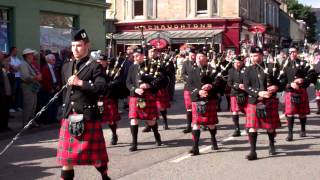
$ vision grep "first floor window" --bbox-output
[197,0,208,15]
[134,0,143,16]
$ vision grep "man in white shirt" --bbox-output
[9,47,23,112]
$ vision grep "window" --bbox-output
[197,0,207,15]
[134,0,143,16]
[124,0,129,19]
[0,8,10,53]
[212,0,218,15]
[40,12,77,53]
[147,0,153,18]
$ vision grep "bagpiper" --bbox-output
[279,46,316,141]
[227,55,247,137]
[181,49,196,133]
[57,29,110,180]
[187,51,221,155]
[243,47,281,160]
[313,50,320,114]
[142,48,172,132]
[97,56,122,146]
[126,47,162,151]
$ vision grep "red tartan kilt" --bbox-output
[184,90,192,110]
[284,89,310,115]
[129,92,159,120]
[245,98,281,129]
[156,88,171,109]
[57,119,108,166]
[192,100,219,125]
[316,90,320,98]
[101,97,120,124]
[230,96,247,113]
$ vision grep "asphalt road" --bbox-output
[0,84,319,180]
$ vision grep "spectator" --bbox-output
[9,47,23,112]
[20,48,42,127]
[0,52,12,132]
[38,54,61,124]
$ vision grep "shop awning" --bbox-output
[107,29,223,44]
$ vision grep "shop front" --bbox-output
[110,18,241,54]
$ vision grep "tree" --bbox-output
[286,0,317,43]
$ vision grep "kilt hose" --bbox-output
[191,100,219,126]
[57,119,109,166]
[129,92,159,120]
[101,97,121,124]
[156,88,171,110]
[184,90,192,110]
[284,88,310,115]
[245,98,281,130]
[230,96,247,113]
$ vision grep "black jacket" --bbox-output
[181,59,195,91]
[243,62,280,104]
[279,58,316,91]
[187,64,221,102]
[227,66,247,96]
[61,56,106,120]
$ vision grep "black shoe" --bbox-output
[183,127,192,133]
[129,145,137,152]
[269,146,276,156]
[103,175,111,180]
[286,134,293,141]
[142,126,151,133]
[110,135,118,145]
[163,124,169,130]
[300,131,306,137]
[246,152,257,160]
[232,129,241,137]
[155,134,162,146]
[189,147,200,156]
[316,110,320,114]
[211,142,219,150]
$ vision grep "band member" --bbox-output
[188,52,220,155]
[154,49,172,130]
[97,57,122,146]
[126,48,162,152]
[280,47,316,141]
[313,50,320,114]
[227,55,247,137]
[181,49,196,133]
[243,47,281,160]
[142,48,171,131]
[57,29,110,180]
[215,52,232,111]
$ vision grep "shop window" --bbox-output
[197,0,208,15]
[134,0,143,16]
[40,12,77,54]
[0,8,10,53]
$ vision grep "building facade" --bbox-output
[0,0,108,54]
[106,0,281,54]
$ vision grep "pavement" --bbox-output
[0,83,319,180]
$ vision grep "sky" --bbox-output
[299,0,320,8]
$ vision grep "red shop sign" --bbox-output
[249,24,266,33]
[149,38,168,49]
